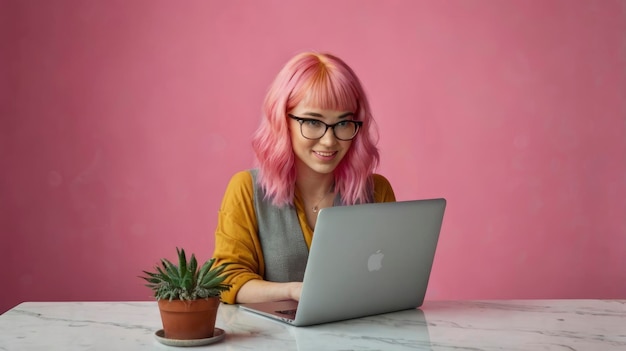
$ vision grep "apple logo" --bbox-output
[367,250,384,271]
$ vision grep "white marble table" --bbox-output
[0,300,624,350]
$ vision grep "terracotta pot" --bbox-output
[158,297,220,340]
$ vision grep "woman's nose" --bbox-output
[318,127,339,146]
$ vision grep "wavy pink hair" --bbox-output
[251,52,380,207]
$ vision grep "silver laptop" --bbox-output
[239,198,446,326]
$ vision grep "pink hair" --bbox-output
[251,52,380,207]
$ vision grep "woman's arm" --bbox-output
[236,280,302,303]
[372,174,396,202]
[212,171,265,304]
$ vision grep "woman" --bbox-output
[212,52,396,304]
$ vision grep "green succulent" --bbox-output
[140,248,231,301]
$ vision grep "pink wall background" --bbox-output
[1,0,625,314]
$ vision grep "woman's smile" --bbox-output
[313,150,338,160]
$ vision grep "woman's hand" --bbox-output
[289,282,303,301]
[236,280,303,303]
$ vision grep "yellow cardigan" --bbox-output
[212,170,396,304]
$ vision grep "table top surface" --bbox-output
[1,299,624,350]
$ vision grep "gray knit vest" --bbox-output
[249,169,345,282]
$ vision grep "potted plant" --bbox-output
[140,247,231,340]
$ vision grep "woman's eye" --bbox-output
[304,120,322,127]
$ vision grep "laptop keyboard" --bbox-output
[276,309,297,316]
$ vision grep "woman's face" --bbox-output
[288,101,356,176]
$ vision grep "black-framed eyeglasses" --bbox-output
[288,114,363,141]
